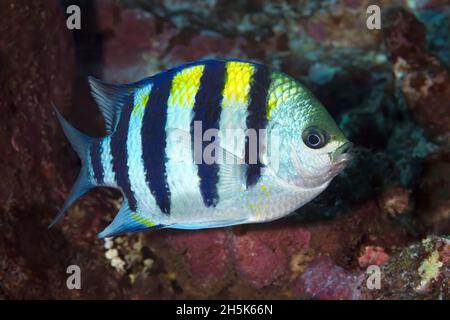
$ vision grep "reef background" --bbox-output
[0,0,448,299]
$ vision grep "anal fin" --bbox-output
[98,200,161,238]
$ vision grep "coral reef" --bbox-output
[382,6,450,145]
[0,0,449,299]
[294,256,364,300]
[414,152,450,235]
[361,236,449,299]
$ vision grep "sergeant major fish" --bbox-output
[51,58,353,238]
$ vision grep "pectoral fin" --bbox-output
[166,128,247,199]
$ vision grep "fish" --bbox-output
[51,58,353,238]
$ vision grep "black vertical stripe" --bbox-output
[142,73,173,214]
[245,65,271,187]
[191,60,226,207]
[90,139,104,185]
[110,96,138,211]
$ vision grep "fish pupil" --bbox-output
[308,134,320,146]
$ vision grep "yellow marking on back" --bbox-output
[267,73,302,119]
[222,61,255,108]
[168,65,205,109]
[132,85,152,119]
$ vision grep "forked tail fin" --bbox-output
[49,105,95,228]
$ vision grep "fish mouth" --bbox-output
[333,152,354,166]
[331,142,354,173]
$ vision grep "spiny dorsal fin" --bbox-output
[88,77,146,134]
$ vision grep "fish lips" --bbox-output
[330,142,354,174]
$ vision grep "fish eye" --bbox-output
[302,127,328,149]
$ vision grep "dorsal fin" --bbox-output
[88,77,145,134]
